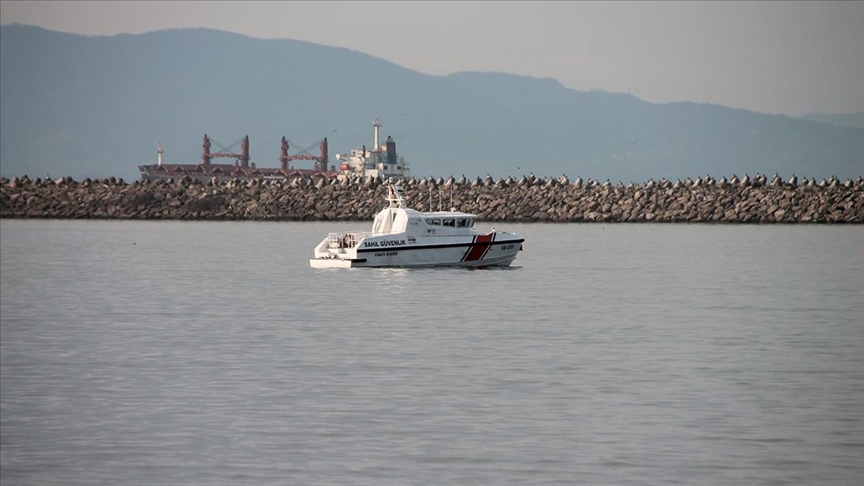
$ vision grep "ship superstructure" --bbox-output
[335,119,411,180]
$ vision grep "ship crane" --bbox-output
[279,136,329,172]
[202,134,251,167]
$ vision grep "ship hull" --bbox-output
[310,233,523,268]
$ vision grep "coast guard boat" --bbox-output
[310,184,524,268]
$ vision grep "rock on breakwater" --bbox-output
[1,174,863,223]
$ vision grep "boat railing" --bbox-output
[327,231,373,249]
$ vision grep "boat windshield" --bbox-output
[425,217,473,228]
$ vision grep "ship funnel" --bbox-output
[385,136,396,166]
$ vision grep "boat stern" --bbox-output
[310,231,370,268]
[309,258,357,269]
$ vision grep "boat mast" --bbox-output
[387,181,405,208]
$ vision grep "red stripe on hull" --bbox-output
[463,233,495,262]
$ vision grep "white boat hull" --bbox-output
[310,232,523,269]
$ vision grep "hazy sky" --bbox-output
[2,1,862,116]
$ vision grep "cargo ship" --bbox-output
[138,118,411,182]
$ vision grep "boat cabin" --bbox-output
[371,207,477,236]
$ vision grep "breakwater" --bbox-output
[1,174,862,223]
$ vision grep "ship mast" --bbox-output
[373,118,382,151]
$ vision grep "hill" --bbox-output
[799,112,864,129]
[1,24,862,183]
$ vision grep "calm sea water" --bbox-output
[1,220,862,486]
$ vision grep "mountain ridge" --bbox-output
[800,111,864,129]
[1,24,862,183]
